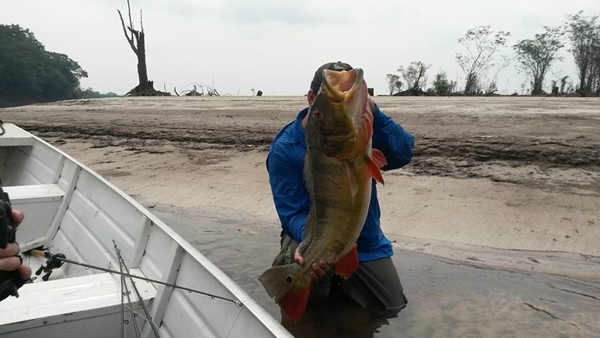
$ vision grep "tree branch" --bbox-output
[127,0,134,33]
[117,9,138,54]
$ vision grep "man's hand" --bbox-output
[0,210,31,280]
[294,247,334,284]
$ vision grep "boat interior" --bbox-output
[0,123,289,337]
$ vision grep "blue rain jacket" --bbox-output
[266,104,414,262]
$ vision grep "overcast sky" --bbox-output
[2,0,599,96]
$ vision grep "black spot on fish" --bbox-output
[286,276,293,284]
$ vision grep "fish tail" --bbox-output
[279,282,311,322]
[258,264,311,321]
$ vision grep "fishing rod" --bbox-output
[117,250,143,337]
[112,240,158,338]
[30,249,243,307]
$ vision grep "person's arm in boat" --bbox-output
[0,209,32,302]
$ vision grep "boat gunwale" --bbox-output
[3,123,291,337]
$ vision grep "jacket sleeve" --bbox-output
[266,143,310,242]
[371,104,415,171]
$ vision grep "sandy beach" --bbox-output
[1,96,599,279]
[2,96,600,336]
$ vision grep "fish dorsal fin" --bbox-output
[345,159,359,204]
[367,148,387,185]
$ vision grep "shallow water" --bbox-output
[153,205,600,338]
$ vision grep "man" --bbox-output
[0,209,32,301]
[266,61,415,318]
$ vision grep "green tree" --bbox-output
[513,26,565,95]
[565,11,600,94]
[560,75,570,94]
[74,88,119,99]
[385,73,402,95]
[456,25,511,94]
[0,24,88,107]
[394,80,404,94]
[398,61,430,92]
[432,71,451,95]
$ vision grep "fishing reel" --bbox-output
[33,250,66,281]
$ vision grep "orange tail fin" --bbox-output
[279,285,311,322]
[334,245,359,279]
[367,148,387,185]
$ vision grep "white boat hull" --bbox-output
[0,123,291,338]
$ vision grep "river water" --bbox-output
[153,205,600,338]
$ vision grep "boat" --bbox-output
[0,122,292,338]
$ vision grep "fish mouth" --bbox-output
[321,68,365,103]
[316,68,368,157]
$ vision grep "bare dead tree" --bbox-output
[456,25,511,95]
[172,84,222,97]
[482,55,512,95]
[117,0,167,96]
[185,85,202,96]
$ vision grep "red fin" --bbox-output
[367,148,387,185]
[371,148,387,167]
[279,285,311,322]
[335,245,359,279]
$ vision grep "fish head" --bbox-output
[306,68,370,158]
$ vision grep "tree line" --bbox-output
[3,9,598,107]
[0,24,93,107]
[386,10,600,97]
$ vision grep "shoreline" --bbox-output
[1,96,599,281]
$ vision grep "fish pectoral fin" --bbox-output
[345,161,359,203]
[371,148,388,168]
[367,148,387,185]
[334,244,359,279]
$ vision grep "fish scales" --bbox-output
[259,68,387,321]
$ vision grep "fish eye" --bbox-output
[286,276,293,284]
[313,110,322,120]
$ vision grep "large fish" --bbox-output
[259,68,387,321]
